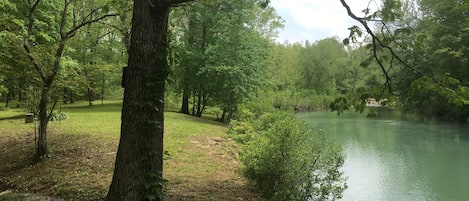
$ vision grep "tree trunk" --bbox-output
[180,88,189,114]
[196,90,202,117]
[70,89,74,103]
[63,87,68,104]
[102,71,105,106]
[88,87,94,106]
[191,88,196,116]
[220,108,227,123]
[36,86,50,159]
[106,2,170,201]
[5,91,10,108]
[19,90,25,102]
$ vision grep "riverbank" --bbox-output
[0,101,260,201]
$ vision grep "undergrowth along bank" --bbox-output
[228,101,347,200]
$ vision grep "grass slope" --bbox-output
[0,101,260,201]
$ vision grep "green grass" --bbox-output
[0,101,260,201]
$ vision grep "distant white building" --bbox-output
[366,98,387,107]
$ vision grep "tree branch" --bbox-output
[340,0,464,100]
[65,13,118,39]
[147,0,195,7]
[23,0,46,82]
[60,0,72,39]
[340,0,394,93]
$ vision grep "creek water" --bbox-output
[298,110,469,201]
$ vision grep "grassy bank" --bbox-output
[0,101,260,201]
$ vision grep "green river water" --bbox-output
[298,110,469,201]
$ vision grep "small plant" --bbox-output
[144,171,168,201]
[49,111,68,121]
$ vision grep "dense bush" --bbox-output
[229,104,346,200]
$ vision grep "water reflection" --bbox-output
[299,111,469,201]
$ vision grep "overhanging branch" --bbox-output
[340,0,393,93]
[340,0,464,99]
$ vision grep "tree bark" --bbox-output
[106,1,170,201]
[36,86,50,158]
[87,87,94,106]
[196,90,202,117]
[180,88,190,114]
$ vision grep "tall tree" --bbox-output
[396,0,469,120]
[105,0,193,200]
[20,0,116,159]
[106,0,272,199]
[173,0,280,118]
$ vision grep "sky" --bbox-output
[271,0,378,44]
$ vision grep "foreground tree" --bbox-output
[105,1,193,200]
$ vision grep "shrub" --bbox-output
[49,111,68,121]
[231,111,346,200]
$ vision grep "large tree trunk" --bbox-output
[106,1,170,201]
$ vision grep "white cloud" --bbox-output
[271,0,379,43]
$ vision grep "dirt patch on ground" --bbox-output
[165,136,260,201]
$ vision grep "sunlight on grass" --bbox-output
[0,100,258,201]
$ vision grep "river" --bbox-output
[298,110,469,201]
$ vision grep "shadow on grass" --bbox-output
[60,102,122,113]
[168,112,227,127]
[0,114,24,121]
[0,138,36,177]
[0,132,115,201]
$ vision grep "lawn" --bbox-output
[0,101,260,201]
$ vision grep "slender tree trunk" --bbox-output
[63,87,68,104]
[220,109,227,123]
[10,89,15,102]
[180,88,189,114]
[36,86,50,158]
[106,1,170,200]
[196,90,202,117]
[70,89,74,103]
[88,87,94,106]
[191,88,196,116]
[19,90,25,102]
[5,91,10,108]
[102,71,105,106]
